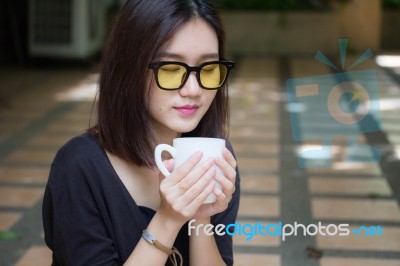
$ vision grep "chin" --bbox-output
[170,121,199,134]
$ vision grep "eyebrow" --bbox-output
[158,52,219,60]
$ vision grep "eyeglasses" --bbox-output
[148,60,235,90]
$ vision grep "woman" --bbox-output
[42,0,240,265]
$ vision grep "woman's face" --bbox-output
[148,18,219,141]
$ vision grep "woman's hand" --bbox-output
[158,151,217,225]
[157,148,237,225]
[194,147,237,219]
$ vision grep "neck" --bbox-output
[152,126,181,145]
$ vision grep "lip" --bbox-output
[174,105,199,116]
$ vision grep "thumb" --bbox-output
[158,159,175,182]
[164,159,175,172]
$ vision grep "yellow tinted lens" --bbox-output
[157,64,187,89]
[200,64,227,89]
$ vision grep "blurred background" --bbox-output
[0,0,400,265]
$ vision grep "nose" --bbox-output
[179,72,202,97]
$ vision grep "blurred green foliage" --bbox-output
[383,0,400,9]
[0,231,20,240]
[217,0,400,11]
[216,0,348,11]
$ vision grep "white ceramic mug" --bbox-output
[154,137,225,204]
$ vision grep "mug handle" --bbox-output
[154,144,177,177]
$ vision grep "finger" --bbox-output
[177,157,215,191]
[215,157,236,183]
[165,151,203,185]
[222,147,237,169]
[213,187,231,212]
[213,174,235,196]
[180,165,216,201]
[197,186,227,218]
[184,182,215,215]
[213,186,229,209]
[159,159,175,184]
[194,185,228,218]
[163,159,174,172]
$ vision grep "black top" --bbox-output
[42,133,240,266]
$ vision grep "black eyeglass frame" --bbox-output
[148,60,235,90]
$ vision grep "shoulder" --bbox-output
[47,132,110,194]
[52,132,104,169]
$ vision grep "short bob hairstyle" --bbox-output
[92,0,230,167]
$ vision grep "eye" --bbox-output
[160,65,182,72]
[202,64,218,72]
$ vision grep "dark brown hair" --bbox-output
[92,0,230,167]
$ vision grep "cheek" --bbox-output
[149,89,171,116]
[205,91,218,105]
[149,97,161,115]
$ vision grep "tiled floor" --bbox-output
[230,56,400,265]
[0,66,95,266]
[1,55,400,265]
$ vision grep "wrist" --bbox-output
[192,217,210,225]
[142,223,184,266]
[154,209,186,232]
[142,211,183,254]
